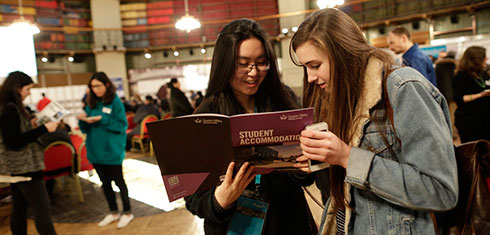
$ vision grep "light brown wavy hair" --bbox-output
[290,8,395,212]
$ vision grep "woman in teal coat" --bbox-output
[77,72,133,228]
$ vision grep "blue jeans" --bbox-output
[10,175,56,235]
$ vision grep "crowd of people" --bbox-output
[0,6,488,235]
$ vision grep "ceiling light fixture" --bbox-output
[317,0,344,9]
[175,0,201,33]
[9,0,40,35]
[200,48,206,54]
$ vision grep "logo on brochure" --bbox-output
[280,113,309,121]
[168,175,180,187]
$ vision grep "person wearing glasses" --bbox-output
[76,72,134,229]
[185,19,315,234]
[291,9,457,234]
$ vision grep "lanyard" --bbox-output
[254,174,261,195]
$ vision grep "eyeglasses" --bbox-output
[236,62,270,74]
[90,84,105,89]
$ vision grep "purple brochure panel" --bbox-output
[229,108,314,170]
[229,108,314,147]
[162,173,209,202]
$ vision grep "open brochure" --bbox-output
[35,99,69,125]
[147,108,313,201]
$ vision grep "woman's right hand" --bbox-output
[481,89,490,97]
[214,162,255,209]
[76,113,87,121]
[44,122,59,133]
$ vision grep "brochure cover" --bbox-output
[147,108,314,202]
[35,99,69,125]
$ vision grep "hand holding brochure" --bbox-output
[35,100,69,125]
[147,108,314,201]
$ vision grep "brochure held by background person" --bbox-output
[147,108,313,202]
[35,99,69,125]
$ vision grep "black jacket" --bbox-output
[169,88,194,117]
[129,103,161,135]
[435,58,456,102]
[185,96,315,235]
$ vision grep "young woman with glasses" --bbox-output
[184,19,316,235]
[76,72,134,229]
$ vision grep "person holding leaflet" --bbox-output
[184,19,315,235]
[291,8,458,234]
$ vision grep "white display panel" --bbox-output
[0,26,38,83]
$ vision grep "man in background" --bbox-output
[126,95,160,151]
[387,26,437,86]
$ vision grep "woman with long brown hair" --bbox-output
[185,19,315,235]
[453,46,490,143]
[291,8,458,234]
[77,72,133,228]
[0,71,58,235]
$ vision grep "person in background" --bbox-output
[167,78,194,117]
[436,51,456,103]
[291,8,457,234]
[185,19,315,235]
[126,95,160,151]
[129,95,142,112]
[452,46,490,143]
[387,26,437,86]
[76,72,133,229]
[156,83,169,101]
[120,96,134,113]
[0,71,59,235]
[37,93,51,111]
[194,91,204,108]
[435,51,458,140]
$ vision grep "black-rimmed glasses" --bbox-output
[236,62,270,74]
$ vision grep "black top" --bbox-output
[185,96,315,235]
[453,71,490,116]
[0,103,47,151]
[452,71,490,142]
[169,88,194,117]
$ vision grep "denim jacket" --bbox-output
[319,58,458,235]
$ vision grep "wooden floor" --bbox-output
[0,151,324,235]
[0,203,204,235]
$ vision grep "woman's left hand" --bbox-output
[300,130,352,168]
[293,155,311,173]
[30,117,38,128]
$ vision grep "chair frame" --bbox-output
[43,141,84,203]
[131,114,158,155]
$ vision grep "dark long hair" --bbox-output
[200,18,296,115]
[86,72,116,109]
[290,8,395,211]
[0,71,34,118]
[457,46,486,77]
